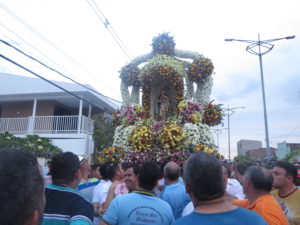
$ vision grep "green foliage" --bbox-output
[0,133,62,158]
[234,155,257,163]
[93,114,115,151]
[0,133,25,148]
[23,135,62,158]
[284,150,300,163]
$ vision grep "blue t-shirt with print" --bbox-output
[103,191,174,225]
[172,207,267,225]
[160,182,190,219]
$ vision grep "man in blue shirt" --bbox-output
[160,161,190,219]
[173,152,267,225]
[101,161,174,225]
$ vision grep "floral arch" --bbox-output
[98,33,224,165]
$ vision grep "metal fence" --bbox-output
[0,115,94,135]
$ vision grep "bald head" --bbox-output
[245,166,273,192]
[164,161,180,181]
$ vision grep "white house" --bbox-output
[0,73,119,157]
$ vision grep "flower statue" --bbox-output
[112,32,225,164]
[97,146,124,164]
[203,103,223,126]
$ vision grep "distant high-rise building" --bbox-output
[237,140,262,156]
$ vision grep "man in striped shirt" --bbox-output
[41,152,94,225]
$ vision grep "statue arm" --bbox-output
[120,81,130,104]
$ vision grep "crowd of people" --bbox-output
[1,147,300,225]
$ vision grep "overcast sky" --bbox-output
[1,0,300,158]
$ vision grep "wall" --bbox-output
[276,142,300,160]
[246,147,276,159]
[51,135,94,156]
[1,101,33,117]
[0,100,56,118]
[36,101,55,116]
[277,142,290,160]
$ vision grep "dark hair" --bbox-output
[100,162,119,180]
[0,148,44,225]
[122,163,139,175]
[235,163,248,175]
[164,163,180,181]
[245,166,273,192]
[159,160,169,179]
[138,162,160,191]
[50,152,80,185]
[275,161,297,182]
[265,161,277,170]
[91,164,101,171]
[184,152,225,201]
[222,162,230,177]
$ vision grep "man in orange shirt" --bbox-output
[234,166,288,225]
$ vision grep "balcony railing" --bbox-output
[0,115,94,135]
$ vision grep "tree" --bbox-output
[0,133,62,158]
[93,114,115,152]
[284,150,300,163]
[234,155,256,164]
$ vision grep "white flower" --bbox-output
[113,125,135,148]
[183,123,215,146]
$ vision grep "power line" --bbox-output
[272,122,300,138]
[91,0,132,58]
[87,0,132,59]
[1,39,122,104]
[87,0,132,60]
[0,22,84,83]
[0,3,118,94]
[0,53,98,107]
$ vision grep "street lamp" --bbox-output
[223,106,245,160]
[225,34,295,161]
[212,126,225,153]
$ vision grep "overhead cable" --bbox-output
[87,0,132,60]
[0,22,84,83]
[0,3,117,94]
[90,0,132,58]
[0,53,99,107]
[1,39,122,104]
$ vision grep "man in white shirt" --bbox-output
[223,163,245,199]
[92,162,122,225]
[227,178,245,199]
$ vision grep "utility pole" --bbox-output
[223,106,245,160]
[225,34,295,161]
[212,126,222,153]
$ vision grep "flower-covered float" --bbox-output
[99,33,224,165]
